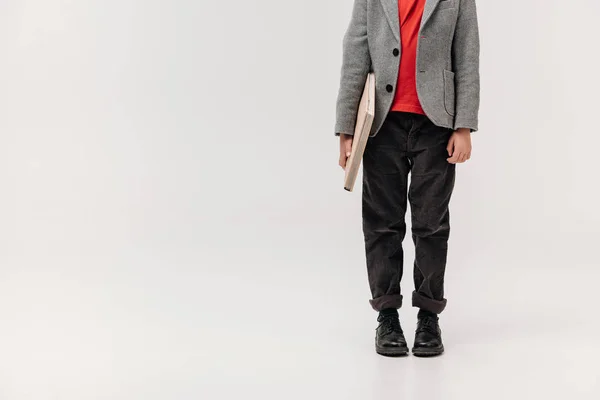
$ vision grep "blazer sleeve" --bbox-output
[451,0,480,132]
[334,0,372,136]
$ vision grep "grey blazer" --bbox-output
[334,0,480,137]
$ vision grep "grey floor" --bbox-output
[1,218,598,400]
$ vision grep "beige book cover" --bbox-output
[344,72,376,192]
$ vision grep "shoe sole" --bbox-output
[412,345,444,357]
[376,345,409,357]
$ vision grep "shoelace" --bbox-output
[379,315,402,335]
[416,316,439,335]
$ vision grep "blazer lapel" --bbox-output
[420,0,442,30]
[380,0,400,42]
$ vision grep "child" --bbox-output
[335,0,480,357]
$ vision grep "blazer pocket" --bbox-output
[437,0,456,11]
[443,69,455,116]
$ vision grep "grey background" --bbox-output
[0,0,599,399]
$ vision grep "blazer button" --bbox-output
[386,84,393,93]
[392,48,399,57]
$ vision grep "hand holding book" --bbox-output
[341,72,375,192]
[338,134,353,170]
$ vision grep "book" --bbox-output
[344,72,375,192]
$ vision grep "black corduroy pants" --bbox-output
[362,111,456,314]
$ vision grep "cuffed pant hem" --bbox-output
[369,294,403,312]
[412,291,447,314]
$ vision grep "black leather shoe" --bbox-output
[375,310,408,356]
[412,315,444,357]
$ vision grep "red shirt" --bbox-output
[390,0,426,115]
